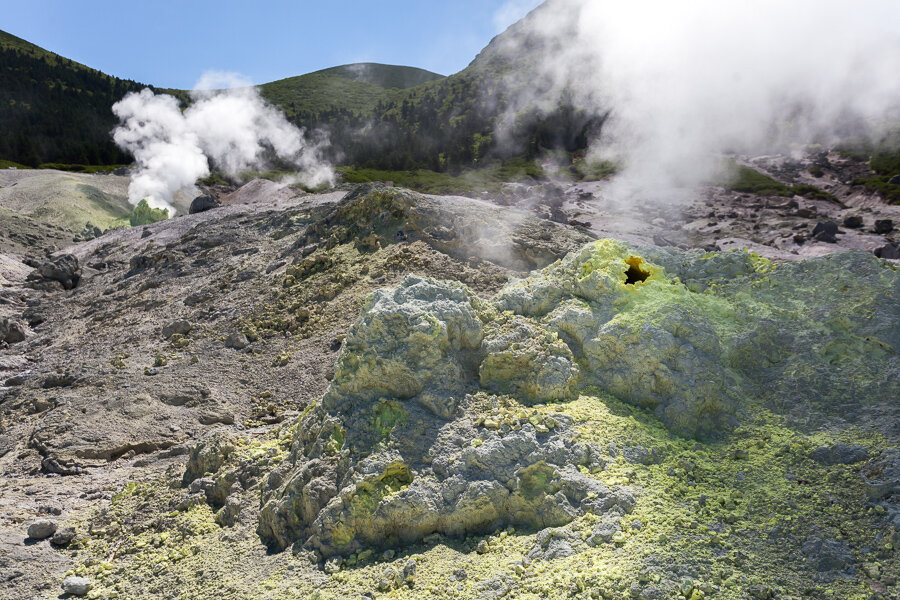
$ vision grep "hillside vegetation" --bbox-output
[260,63,443,117]
[0,29,149,166]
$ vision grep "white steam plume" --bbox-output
[112,71,334,214]
[493,0,900,203]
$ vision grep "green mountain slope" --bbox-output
[0,29,152,166]
[299,1,602,170]
[260,63,443,117]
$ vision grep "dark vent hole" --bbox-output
[624,256,650,285]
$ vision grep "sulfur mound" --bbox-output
[257,275,633,555]
[479,313,580,403]
[255,239,899,556]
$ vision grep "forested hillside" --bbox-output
[0,29,149,166]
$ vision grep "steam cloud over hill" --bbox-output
[112,72,333,214]
[495,0,900,202]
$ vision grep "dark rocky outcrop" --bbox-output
[25,254,81,290]
[189,195,221,214]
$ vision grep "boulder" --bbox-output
[873,219,894,234]
[27,519,57,540]
[50,526,76,547]
[861,449,900,499]
[225,332,249,350]
[26,254,81,290]
[61,576,92,596]
[812,221,838,243]
[162,319,192,339]
[874,243,900,260]
[0,317,26,344]
[189,195,221,214]
[809,443,868,465]
[841,214,863,229]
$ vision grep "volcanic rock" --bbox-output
[861,450,900,499]
[50,526,76,547]
[189,195,221,214]
[72,222,102,242]
[257,275,635,556]
[842,214,863,229]
[873,219,894,234]
[875,243,900,260]
[162,319,192,339]
[25,254,81,290]
[225,332,249,349]
[800,536,854,573]
[27,519,57,540]
[812,221,839,243]
[809,443,869,465]
[0,317,26,344]
[61,576,92,596]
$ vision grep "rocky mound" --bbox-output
[251,238,899,556]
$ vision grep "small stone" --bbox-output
[476,539,489,554]
[27,519,57,540]
[50,527,76,547]
[801,535,854,572]
[61,576,92,596]
[862,562,881,579]
[587,517,621,546]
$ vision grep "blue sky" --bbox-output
[2,0,542,88]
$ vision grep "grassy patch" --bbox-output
[0,159,30,169]
[727,164,840,203]
[568,154,619,181]
[727,165,793,196]
[337,158,548,194]
[855,149,900,203]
